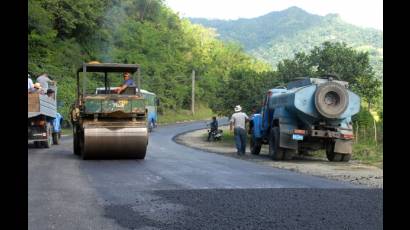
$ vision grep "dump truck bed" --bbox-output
[28,94,56,118]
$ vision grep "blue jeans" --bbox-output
[234,127,246,154]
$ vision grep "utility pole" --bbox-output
[191,69,195,115]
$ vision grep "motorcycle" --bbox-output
[207,124,223,141]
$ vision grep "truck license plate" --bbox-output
[292,134,304,141]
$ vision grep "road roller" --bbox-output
[70,62,148,159]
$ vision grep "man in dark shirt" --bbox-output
[115,72,135,94]
[207,116,218,141]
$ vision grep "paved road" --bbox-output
[28,120,382,230]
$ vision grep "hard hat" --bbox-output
[234,105,242,112]
[34,83,41,89]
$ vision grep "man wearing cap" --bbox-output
[230,105,249,155]
[114,72,136,94]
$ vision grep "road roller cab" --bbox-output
[70,62,149,159]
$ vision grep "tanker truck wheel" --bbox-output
[341,154,351,162]
[269,127,284,160]
[283,150,295,160]
[250,136,262,155]
[326,142,343,162]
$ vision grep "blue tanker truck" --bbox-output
[249,76,360,162]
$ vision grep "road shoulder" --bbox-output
[174,127,383,188]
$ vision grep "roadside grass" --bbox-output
[159,104,215,125]
[203,127,383,168]
[61,127,72,135]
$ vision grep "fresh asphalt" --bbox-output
[28,120,382,230]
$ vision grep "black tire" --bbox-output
[283,150,295,160]
[341,154,351,162]
[73,127,81,155]
[73,134,80,155]
[326,142,343,162]
[43,123,53,148]
[250,136,262,155]
[34,141,41,148]
[315,82,349,118]
[52,132,60,145]
[298,150,310,156]
[79,133,87,160]
[269,127,284,160]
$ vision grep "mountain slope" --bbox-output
[189,7,383,79]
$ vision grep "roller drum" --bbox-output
[83,126,148,159]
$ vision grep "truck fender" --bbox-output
[273,107,298,150]
[334,139,353,154]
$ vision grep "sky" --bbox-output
[164,0,383,30]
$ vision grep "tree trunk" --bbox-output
[374,118,377,145]
[355,122,359,143]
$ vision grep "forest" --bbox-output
[29,0,382,163]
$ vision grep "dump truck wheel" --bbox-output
[250,137,262,155]
[52,133,60,145]
[43,124,53,148]
[34,141,41,148]
[341,154,351,162]
[269,127,284,160]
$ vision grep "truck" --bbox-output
[28,81,63,147]
[70,62,148,159]
[249,76,360,162]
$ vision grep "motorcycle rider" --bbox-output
[207,116,218,141]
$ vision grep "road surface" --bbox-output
[28,121,382,230]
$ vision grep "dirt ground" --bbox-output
[175,126,383,188]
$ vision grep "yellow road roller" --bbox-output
[70,63,148,159]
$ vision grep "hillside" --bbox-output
[189,6,383,79]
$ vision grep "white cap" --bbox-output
[234,105,242,112]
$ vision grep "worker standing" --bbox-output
[36,73,53,92]
[230,105,249,155]
[28,74,34,93]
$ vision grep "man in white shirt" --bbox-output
[36,73,53,92]
[28,74,34,93]
[230,105,249,155]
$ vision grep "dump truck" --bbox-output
[249,76,360,162]
[28,81,62,147]
[70,63,148,159]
